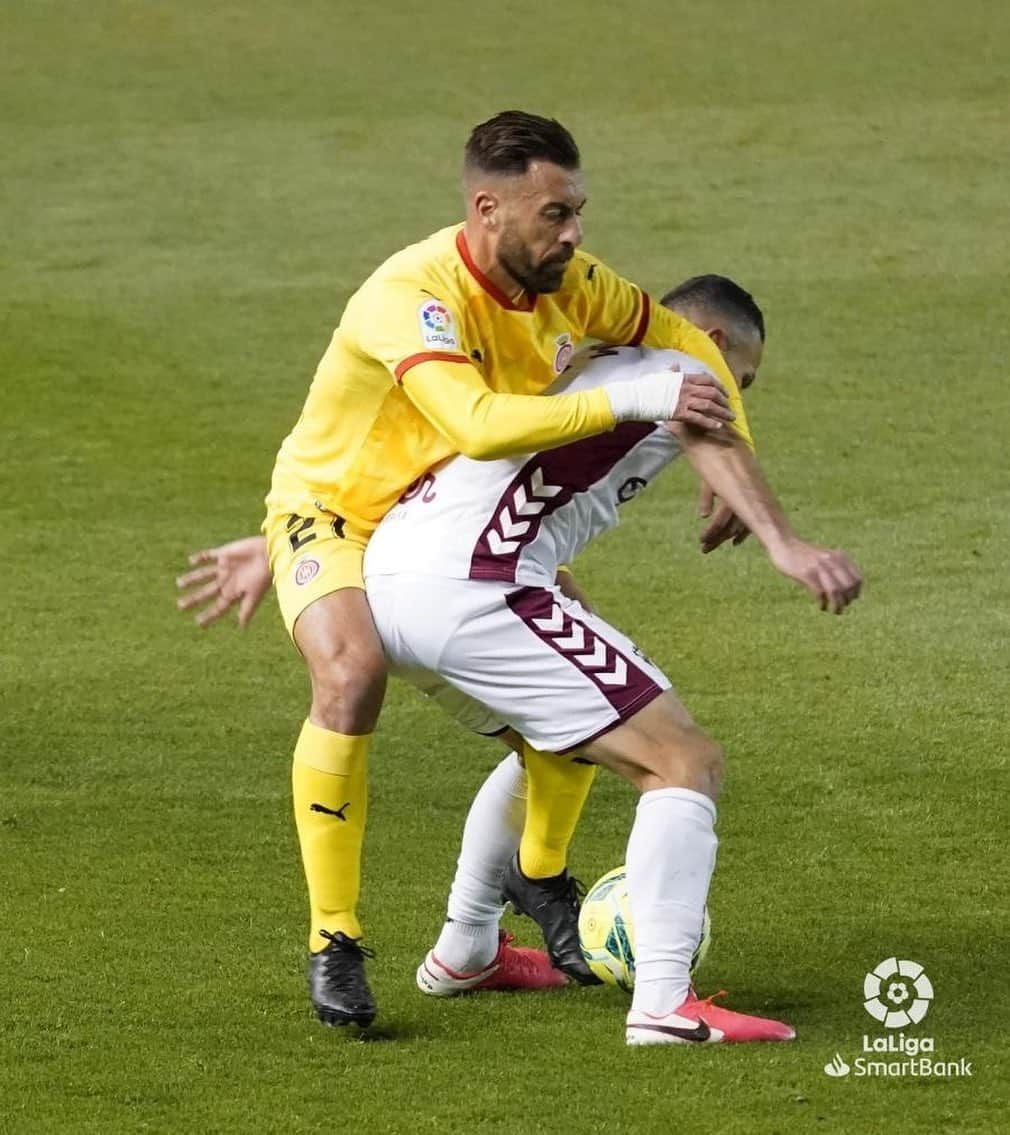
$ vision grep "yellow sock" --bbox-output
[291,720,370,952]
[518,741,597,879]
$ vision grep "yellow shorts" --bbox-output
[263,505,370,638]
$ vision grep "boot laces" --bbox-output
[318,929,375,984]
[544,872,585,913]
[694,989,729,1010]
[496,932,540,980]
[319,929,375,957]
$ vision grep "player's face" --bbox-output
[720,326,763,392]
[495,161,586,294]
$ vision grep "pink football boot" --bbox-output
[417,931,569,997]
[627,989,796,1045]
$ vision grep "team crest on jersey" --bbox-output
[552,332,574,374]
[418,300,459,351]
[294,556,321,587]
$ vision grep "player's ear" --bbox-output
[473,190,499,228]
[708,327,729,352]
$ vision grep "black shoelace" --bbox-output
[318,929,376,965]
[547,872,586,912]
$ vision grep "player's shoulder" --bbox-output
[368,224,463,290]
[575,344,680,383]
[552,343,712,405]
[563,247,612,292]
[338,224,465,331]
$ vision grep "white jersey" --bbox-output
[364,346,696,586]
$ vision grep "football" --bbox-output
[578,866,711,991]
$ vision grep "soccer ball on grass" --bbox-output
[578,865,711,991]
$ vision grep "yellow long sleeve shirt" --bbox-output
[267,224,749,535]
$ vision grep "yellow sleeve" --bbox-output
[571,256,753,449]
[572,255,651,346]
[345,278,473,380]
[399,359,615,460]
[643,303,754,449]
[348,278,616,460]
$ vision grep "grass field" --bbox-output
[3,1,1009,1131]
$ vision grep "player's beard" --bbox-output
[497,228,572,295]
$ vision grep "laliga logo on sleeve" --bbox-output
[864,958,933,1028]
[418,300,459,351]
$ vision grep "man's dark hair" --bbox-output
[464,111,580,177]
[660,274,765,342]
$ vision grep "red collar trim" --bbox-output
[455,230,536,313]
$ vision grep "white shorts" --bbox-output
[366,574,671,754]
[397,665,510,739]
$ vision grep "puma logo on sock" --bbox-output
[310,801,351,821]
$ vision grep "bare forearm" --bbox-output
[672,425,864,615]
[672,425,794,556]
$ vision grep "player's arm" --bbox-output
[401,357,737,459]
[668,423,863,613]
[697,481,750,553]
[577,260,754,448]
[361,282,732,460]
[400,358,613,459]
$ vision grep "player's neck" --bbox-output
[460,222,527,305]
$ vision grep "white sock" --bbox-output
[626,786,718,1017]
[433,751,527,973]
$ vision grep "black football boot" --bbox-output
[501,854,602,986]
[308,930,377,1026]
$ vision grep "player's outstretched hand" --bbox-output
[769,539,863,614]
[176,534,272,628]
[698,482,750,554]
[671,370,736,432]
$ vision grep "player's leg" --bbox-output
[435,745,526,973]
[406,723,597,983]
[501,744,600,983]
[375,663,566,996]
[268,510,385,1027]
[407,678,598,983]
[293,587,384,936]
[510,568,597,905]
[515,744,596,880]
[580,694,794,1045]
[417,745,565,997]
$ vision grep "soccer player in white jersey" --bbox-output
[361,275,862,1044]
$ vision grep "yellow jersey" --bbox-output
[267,223,749,535]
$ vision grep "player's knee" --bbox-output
[308,642,387,732]
[693,736,725,798]
[648,731,724,799]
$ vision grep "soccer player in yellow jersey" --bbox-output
[180,112,751,1028]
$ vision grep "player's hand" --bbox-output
[768,539,863,614]
[698,482,750,553]
[670,369,736,432]
[176,535,272,628]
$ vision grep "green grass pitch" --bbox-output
[2,1,1008,1131]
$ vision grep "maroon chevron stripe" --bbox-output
[505,586,664,744]
[468,423,656,583]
